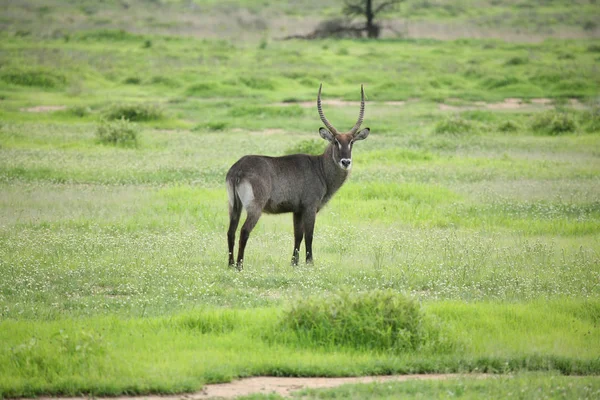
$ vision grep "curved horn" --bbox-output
[350,84,365,135]
[317,83,338,135]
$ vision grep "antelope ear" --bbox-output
[319,127,335,143]
[353,127,370,141]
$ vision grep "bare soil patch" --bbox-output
[439,98,583,111]
[20,105,68,113]
[277,100,407,108]
[30,375,487,400]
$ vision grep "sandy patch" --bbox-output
[249,128,285,136]
[277,100,407,108]
[438,98,583,111]
[20,105,68,113]
[531,98,553,105]
[29,375,487,400]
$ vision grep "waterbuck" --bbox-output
[226,84,370,269]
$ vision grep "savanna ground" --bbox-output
[1,0,600,398]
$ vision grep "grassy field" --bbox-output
[2,0,600,40]
[1,1,600,398]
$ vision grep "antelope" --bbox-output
[226,84,370,269]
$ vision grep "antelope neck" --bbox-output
[319,143,350,195]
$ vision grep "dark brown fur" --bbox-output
[226,85,370,269]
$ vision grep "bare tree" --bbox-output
[343,0,403,38]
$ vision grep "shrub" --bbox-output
[483,75,520,89]
[67,105,91,117]
[284,139,326,155]
[587,44,600,53]
[95,118,139,146]
[531,110,577,135]
[0,67,67,88]
[505,56,528,66]
[103,103,164,122]
[433,116,476,135]
[279,291,443,353]
[150,75,179,87]
[497,120,521,133]
[313,18,364,38]
[583,20,597,31]
[580,107,600,133]
[123,76,141,85]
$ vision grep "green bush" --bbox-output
[67,105,91,117]
[531,110,577,135]
[284,139,326,155]
[150,75,180,87]
[433,116,476,135]
[505,56,528,66]
[497,120,521,133]
[123,76,141,85]
[103,103,164,122]
[95,118,139,146]
[586,44,600,53]
[0,67,67,88]
[580,107,600,133]
[280,290,426,353]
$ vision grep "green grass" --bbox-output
[0,5,599,397]
[1,300,599,397]
[293,373,600,399]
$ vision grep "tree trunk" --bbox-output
[365,0,380,38]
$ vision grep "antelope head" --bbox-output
[317,83,370,171]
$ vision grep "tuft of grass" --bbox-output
[433,116,477,135]
[76,29,139,42]
[123,76,141,85]
[0,67,67,88]
[103,103,164,122]
[193,121,229,131]
[95,118,139,147]
[580,107,600,133]
[284,139,326,155]
[66,105,91,118]
[587,44,600,53]
[497,120,521,133]
[531,110,577,135]
[279,291,435,353]
[505,56,528,66]
[150,75,179,87]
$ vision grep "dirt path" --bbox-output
[32,374,487,399]
[20,105,68,112]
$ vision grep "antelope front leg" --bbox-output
[302,210,316,264]
[291,212,304,266]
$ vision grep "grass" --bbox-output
[293,373,600,399]
[0,3,599,397]
[1,300,599,396]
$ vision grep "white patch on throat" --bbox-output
[237,180,255,209]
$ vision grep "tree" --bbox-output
[343,0,403,38]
